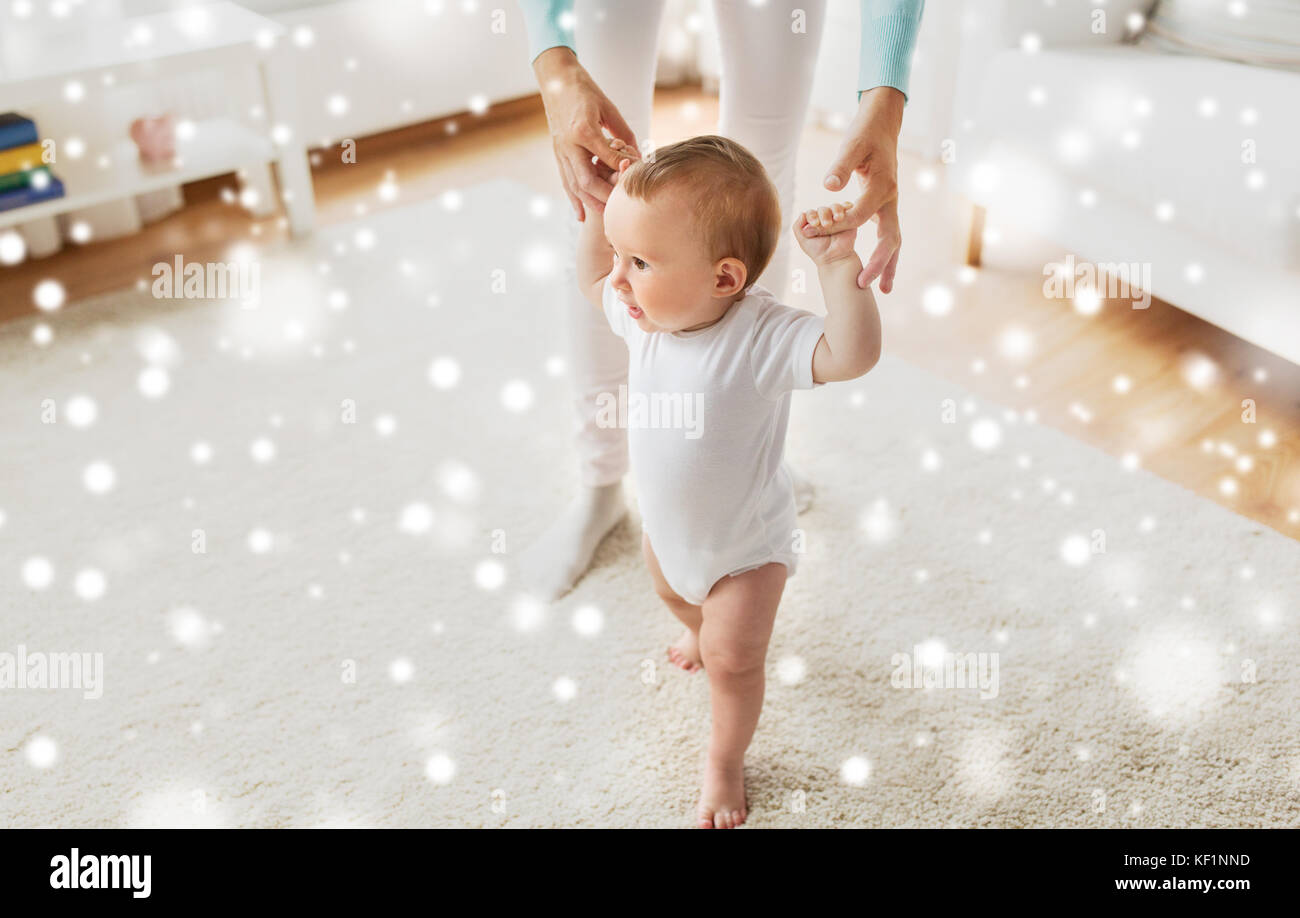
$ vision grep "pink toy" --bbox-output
[129,114,176,163]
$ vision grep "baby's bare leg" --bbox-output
[641,532,703,672]
[696,562,787,828]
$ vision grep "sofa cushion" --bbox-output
[967,44,1300,271]
[1142,0,1300,72]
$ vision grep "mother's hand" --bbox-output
[533,48,641,222]
[804,87,905,292]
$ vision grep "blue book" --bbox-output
[0,113,39,151]
[0,175,64,212]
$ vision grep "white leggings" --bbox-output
[562,0,827,486]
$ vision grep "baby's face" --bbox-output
[604,185,736,334]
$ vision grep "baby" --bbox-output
[575,134,882,828]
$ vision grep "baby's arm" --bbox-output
[576,146,635,308]
[792,212,882,383]
[576,196,614,309]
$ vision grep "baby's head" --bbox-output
[604,135,780,334]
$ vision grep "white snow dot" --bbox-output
[475,559,505,590]
[399,502,434,534]
[22,556,54,590]
[511,594,545,632]
[0,230,26,264]
[437,460,480,503]
[389,658,415,683]
[190,442,213,464]
[137,366,170,398]
[998,325,1033,360]
[83,461,116,494]
[552,676,577,701]
[65,395,97,427]
[500,380,534,412]
[425,753,456,784]
[250,437,276,463]
[34,279,65,311]
[247,528,274,553]
[26,736,59,769]
[1073,284,1102,316]
[860,499,898,543]
[841,756,871,786]
[1060,534,1091,566]
[168,605,213,650]
[922,284,954,316]
[74,568,106,601]
[776,655,806,685]
[969,417,1002,451]
[572,604,603,636]
[428,357,461,389]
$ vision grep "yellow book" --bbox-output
[0,142,43,173]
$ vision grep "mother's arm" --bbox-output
[517,0,641,221]
[804,0,924,294]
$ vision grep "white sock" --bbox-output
[518,481,628,601]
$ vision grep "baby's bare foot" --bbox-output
[697,755,748,829]
[667,628,702,672]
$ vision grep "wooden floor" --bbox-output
[3,85,1297,540]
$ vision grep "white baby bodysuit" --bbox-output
[601,275,826,605]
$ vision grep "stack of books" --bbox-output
[0,113,65,212]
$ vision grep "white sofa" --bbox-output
[952,0,1300,365]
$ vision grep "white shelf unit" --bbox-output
[0,2,315,237]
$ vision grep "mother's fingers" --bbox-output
[569,147,616,212]
[879,247,901,294]
[556,151,584,221]
[858,204,901,289]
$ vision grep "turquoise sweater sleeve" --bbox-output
[858,0,925,103]
[518,0,576,64]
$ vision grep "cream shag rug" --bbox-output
[2,180,1297,828]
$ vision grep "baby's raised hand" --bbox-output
[592,137,639,185]
[794,204,859,266]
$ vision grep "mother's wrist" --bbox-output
[534,46,582,86]
[856,86,905,135]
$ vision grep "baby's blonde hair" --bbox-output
[619,135,780,294]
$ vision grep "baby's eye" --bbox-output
[633,257,648,270]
